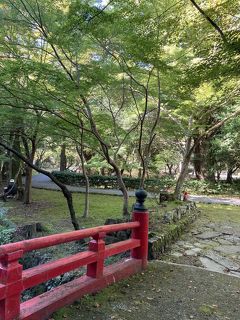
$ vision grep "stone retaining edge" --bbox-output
[148,202,200,260]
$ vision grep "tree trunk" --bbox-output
[12,134,24,199]
[226,168,233,183]
[166,164,173,176]
[81,98,129,216]
[0,141,80,231]
[139,159,147,189]
[12,135,21,179]
[216,170,221,181]
[23,146,36,204]
[112,163,129,216]
[62,187,80,230]
[16,170,24,201]
[174,154,191,199]
[2,161,10,181]
[76,144,89,218]
[83,175,90,218]
[174,137,192,199]
[24,166,33,204]
[193,139,205,180]
[60,144,67,171]
[138,168,142,178]
[129,168,132,177]
[117,172,129,217]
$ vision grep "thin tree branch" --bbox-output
[190,0,227,43]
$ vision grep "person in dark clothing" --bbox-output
[4,179,17,198]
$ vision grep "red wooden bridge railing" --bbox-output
[0,190,149,320]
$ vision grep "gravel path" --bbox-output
[188,195,240,206]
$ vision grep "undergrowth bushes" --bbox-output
[52,171,175,191]
[52,170,240,195]
[0,208,15,245]
[184,179,240,195]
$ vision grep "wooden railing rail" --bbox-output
[0,189,149,320]
[0,221,140,256]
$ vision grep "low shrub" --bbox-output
[183,179,240,195]
[0,227,15,245]
[52,171,176,191]
[52,171,240,195]
[0,208,16,245]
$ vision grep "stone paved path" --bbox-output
[163,207,240,278]
[32,174,240,205]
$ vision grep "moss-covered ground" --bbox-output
[5,189,179,233]
[51,261,240,320]
[198,203,240,224]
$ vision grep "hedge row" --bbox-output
[52,171,175,190]
[52,171,240,194]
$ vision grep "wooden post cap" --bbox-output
[134,189,148,211]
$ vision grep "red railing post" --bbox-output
[0,250,23,320]
[131,189,149,269]
[87,232,105,278]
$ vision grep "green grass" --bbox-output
[198,203,240,224]
[6,189,240,235]
[33,189,128,229]
[6,189,173,233]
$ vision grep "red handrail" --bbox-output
[0,205,149,320]
[0,221,140,256]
